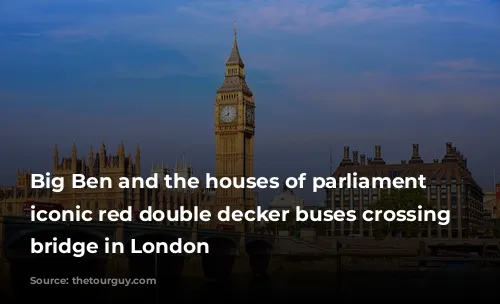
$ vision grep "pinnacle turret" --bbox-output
[226,24,244,67]
[217,24,253,96]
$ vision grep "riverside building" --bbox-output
[325,143,484,238]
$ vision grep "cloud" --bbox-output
[177,0,430,33]
[436,58,481,70]
[1,0,499,117]
[111,64,203,79]
[429,58,500,80]
[45,28,104,40]
[176,6,225,23]
[172,0,500,33]
[3,0,495,45]
[422,71,500,80]
[14,32,41,38]
[279,71,500,115]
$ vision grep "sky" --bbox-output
[1,0,499,206]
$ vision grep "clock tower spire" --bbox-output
[214,25,255,232]
[217,24,252,96]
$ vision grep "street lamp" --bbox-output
[154,239,159,304]
[147,200,159,304]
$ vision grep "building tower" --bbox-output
[174,153,193,181]
[51,141,140,211]
[150,162,170,188]
[214,25,255,232]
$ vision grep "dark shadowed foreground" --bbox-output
[3,270,498,303]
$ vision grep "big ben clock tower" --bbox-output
[214,25,255,232]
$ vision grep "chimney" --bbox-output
[375,145,381,159]
[401,160,407,164]
[446,142,453,155]
[496,183,500,199]
[433,159,439,163]
[367,157,373,164]
[344,146,350,159]
[409,144,424,164]
[341,146,353,166]
[442,142,455,162]
[353,151,359,164]
[371,145,385,165]
[360,154,366,165]
[452,147,459,162]
[412,144,419,158]
[456,151,463,166]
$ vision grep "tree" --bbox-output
[368,188,431,237]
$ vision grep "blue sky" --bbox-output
[1,0,499,205]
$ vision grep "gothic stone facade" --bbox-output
[0,142,216,229]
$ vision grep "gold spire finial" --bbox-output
[233,23,237,39]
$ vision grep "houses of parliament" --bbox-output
[0,26,256,232]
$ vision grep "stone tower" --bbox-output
[174,153,193,181]
[150,153,193,190]
[214,25,255,232]
[150,162,170,188]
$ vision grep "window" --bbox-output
[388,170,401,179]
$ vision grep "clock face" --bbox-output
[220,105,237,123]
[245,105,254,125]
